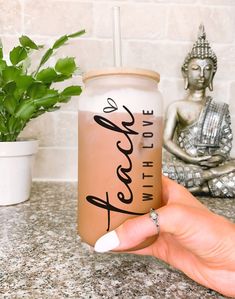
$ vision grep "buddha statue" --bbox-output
[162,24,235,197]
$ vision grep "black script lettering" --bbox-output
[87,103,139,230]
[116,133,133,204]
[94,106,138,136]
[116,135,133,155]
[116,161,133,204]
[86,193,144,231]
[94,105,138,205]
[103,98,118,113]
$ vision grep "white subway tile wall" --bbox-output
[1,0,234,181]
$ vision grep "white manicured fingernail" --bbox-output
[94,230,120,253]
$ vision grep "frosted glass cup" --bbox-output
[78,68,163,247]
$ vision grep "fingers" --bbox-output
[162,176,207,210]
[94,204,202,253]
[199,155,212,161]
[199,162,218,168]
[94,177,209,253]
[94,212,157,253]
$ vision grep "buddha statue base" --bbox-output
[163,151,235,198]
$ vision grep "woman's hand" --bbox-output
[95,176,235,297]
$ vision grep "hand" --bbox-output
[185,154,212,165]
[199,155,225,168]
[94,176,235,297]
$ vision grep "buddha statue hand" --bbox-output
[199,155,226,169]
[180,153,212,165]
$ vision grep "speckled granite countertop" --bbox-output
[0,182,234,299]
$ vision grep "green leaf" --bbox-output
[0,59,7,72]
[59,96,70,103]
[53,35,68,49]
[0,61,7,86]
[61,85,82,97]
[7,116,17,133]
[27,82,47,99]
[10,46,27,65]
[53,73,71,82]
[67,29,85,38]
[19,35,38,50]
[3,81,17,95]
[34,91,59,108]
[55,57,76,75]
[0,95,5,106]
[38,48,53,68]
[47,106,60,112]
[36,67,57,83]
[14,89,24,100]
[2,66,21,82]
[0,115,8,133]
[15,99,36,120]
[52,30,85,50]
[31,110,46,118]
[11,119,25,136]
[31,106,60,119]
[3,95,17,115]
[16,75,34,90]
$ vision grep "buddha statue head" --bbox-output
[182,24,217,91]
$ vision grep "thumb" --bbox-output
[94,204,188,253]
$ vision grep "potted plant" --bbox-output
[0,30,85,205]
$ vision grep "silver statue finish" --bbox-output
[163,24,235,197]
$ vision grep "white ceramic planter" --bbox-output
[0,139,38,206]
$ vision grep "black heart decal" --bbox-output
[103,98,118,113]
